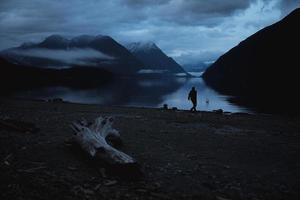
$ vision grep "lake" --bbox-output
[12,76,252,113]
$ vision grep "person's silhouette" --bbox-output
[188,86,197,112]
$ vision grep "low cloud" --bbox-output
[11,48,114,66]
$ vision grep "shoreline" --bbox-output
[6,96,257,115]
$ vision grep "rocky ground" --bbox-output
[0,98,300,200]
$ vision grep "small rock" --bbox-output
[150,192,170,199]
[153,182,161,188]
[163,104,168,110]
[93,184,102,191]
[213,109,224,114]
[83,189,94,196]
[223,165,231,169]
[3,153,13,161]
[48,98,63,103]
[68,166,77,171]
[216,196,231,200]
[4,161,10,166]
[104,180,118,186]
[136,189,148,193]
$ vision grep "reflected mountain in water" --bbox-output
[14,77,181,106]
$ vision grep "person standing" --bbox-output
[188,86,197,112]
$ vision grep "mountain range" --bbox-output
[1,35,188,76]
[1,35,143,74]
[203,8,300,114]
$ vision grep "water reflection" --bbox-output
[160,78,250,112]
[14,77,251,113]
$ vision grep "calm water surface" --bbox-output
[14,77,252,113]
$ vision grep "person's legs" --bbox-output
[191,101,197,112]
[192,106,196,112]
[190,106,196,112]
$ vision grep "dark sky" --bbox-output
[0,0,299,65]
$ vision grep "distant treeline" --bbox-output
[0,57,113,94]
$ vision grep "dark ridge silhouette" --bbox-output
[203,8,300,115]
[0,57,113,94]
[126,42,188,75]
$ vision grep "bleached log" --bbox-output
[70,116,136,165]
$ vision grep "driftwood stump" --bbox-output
[71,117,140,175]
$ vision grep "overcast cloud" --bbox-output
[0,0,299,65]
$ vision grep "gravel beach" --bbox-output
[1,98,300,200]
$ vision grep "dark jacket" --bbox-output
[188,89,197,103]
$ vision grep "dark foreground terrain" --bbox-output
[1,98,300,200]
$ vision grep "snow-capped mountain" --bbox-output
[126,42,188,76]
[126,42,159,53]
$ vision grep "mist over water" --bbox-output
[12,77,251,113]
